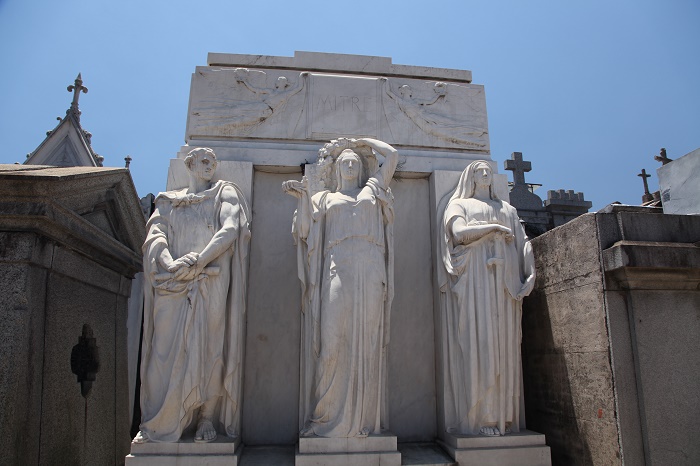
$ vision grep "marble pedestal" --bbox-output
[126,435,242,465]
[296,433,401,466]
[438,430,551,466]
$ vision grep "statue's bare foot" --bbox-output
[357,427,370,438]
[479,425,500,436]
[132,431,149,444]
[299,426,315,438]
[195,420,217,443]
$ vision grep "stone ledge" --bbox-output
[299,433,397,454]
[441,429,546,449]
[603,241,700,290]
[438,431,551,466]
[126,436,241,465]
[295,447,401,466]
[207,51,473,83]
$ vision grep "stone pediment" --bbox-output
[25,114,100,167]
[0,165,145,276]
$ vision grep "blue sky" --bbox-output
[1,0,698,211]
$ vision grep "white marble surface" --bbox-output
[295,450,401,466]
[179,140,493,175]
[298,433,397,453]
[207,51,473,82]
[438,161,535,437]
[658,148,700,214]
[186,61,488,151]
[439,431,550,466]
[137,148,251,443]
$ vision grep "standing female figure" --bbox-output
[283,137,398,438]
[439,160,535,436]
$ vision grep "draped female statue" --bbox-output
[282,138,398,438]
[439,160,535,436]
[134,147,251,443]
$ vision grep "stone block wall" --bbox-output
[522,207,700,465]
[0,165,145,465]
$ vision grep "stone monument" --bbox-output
[127,147,251,465]
[283,137,400,465]
[126,51,551,465]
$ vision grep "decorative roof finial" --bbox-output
[125,155,132,169]
[654,148,673,166]
[67,73,88,121]
[637,168,654,203]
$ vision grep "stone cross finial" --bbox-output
[504,152,532,187]
[67,73,88,120]
[125,155,132,169]
[638,169,651,195]
[654,148,673,166]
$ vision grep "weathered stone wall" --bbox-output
[522,208,700,466]
[0,165,144,465]
[522,214,620,465]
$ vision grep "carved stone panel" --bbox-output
[186,67,489,151]
[307,74,380,139]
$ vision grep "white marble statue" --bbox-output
[282,138,398,438]
[439,160,535,437]
[134,147,251,443]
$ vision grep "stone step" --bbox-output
[240,445,295,466]
[299,433,397,453]
[441,429,546,449]
[438,430,551,466]
[126,435,243,465]
[398,442,456,466]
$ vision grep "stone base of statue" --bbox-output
[125,435,242,465]
[438,430,551,466]
[295,432,401,466]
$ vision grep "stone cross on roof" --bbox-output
[654,148,673,166]
[637,168,651,195]
[67,73,88,121]
[504,152,532,187]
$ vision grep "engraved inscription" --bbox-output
[315,95,374,113]
[309,75,379,138]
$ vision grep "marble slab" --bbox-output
[186,57,488,151]
[438,431,551,466]
[658,148,700,214]
[126,436,241,465]
[296,433,400,466]
[207,51,473,83]
[298,433,397,454]
[295,448,401,466]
